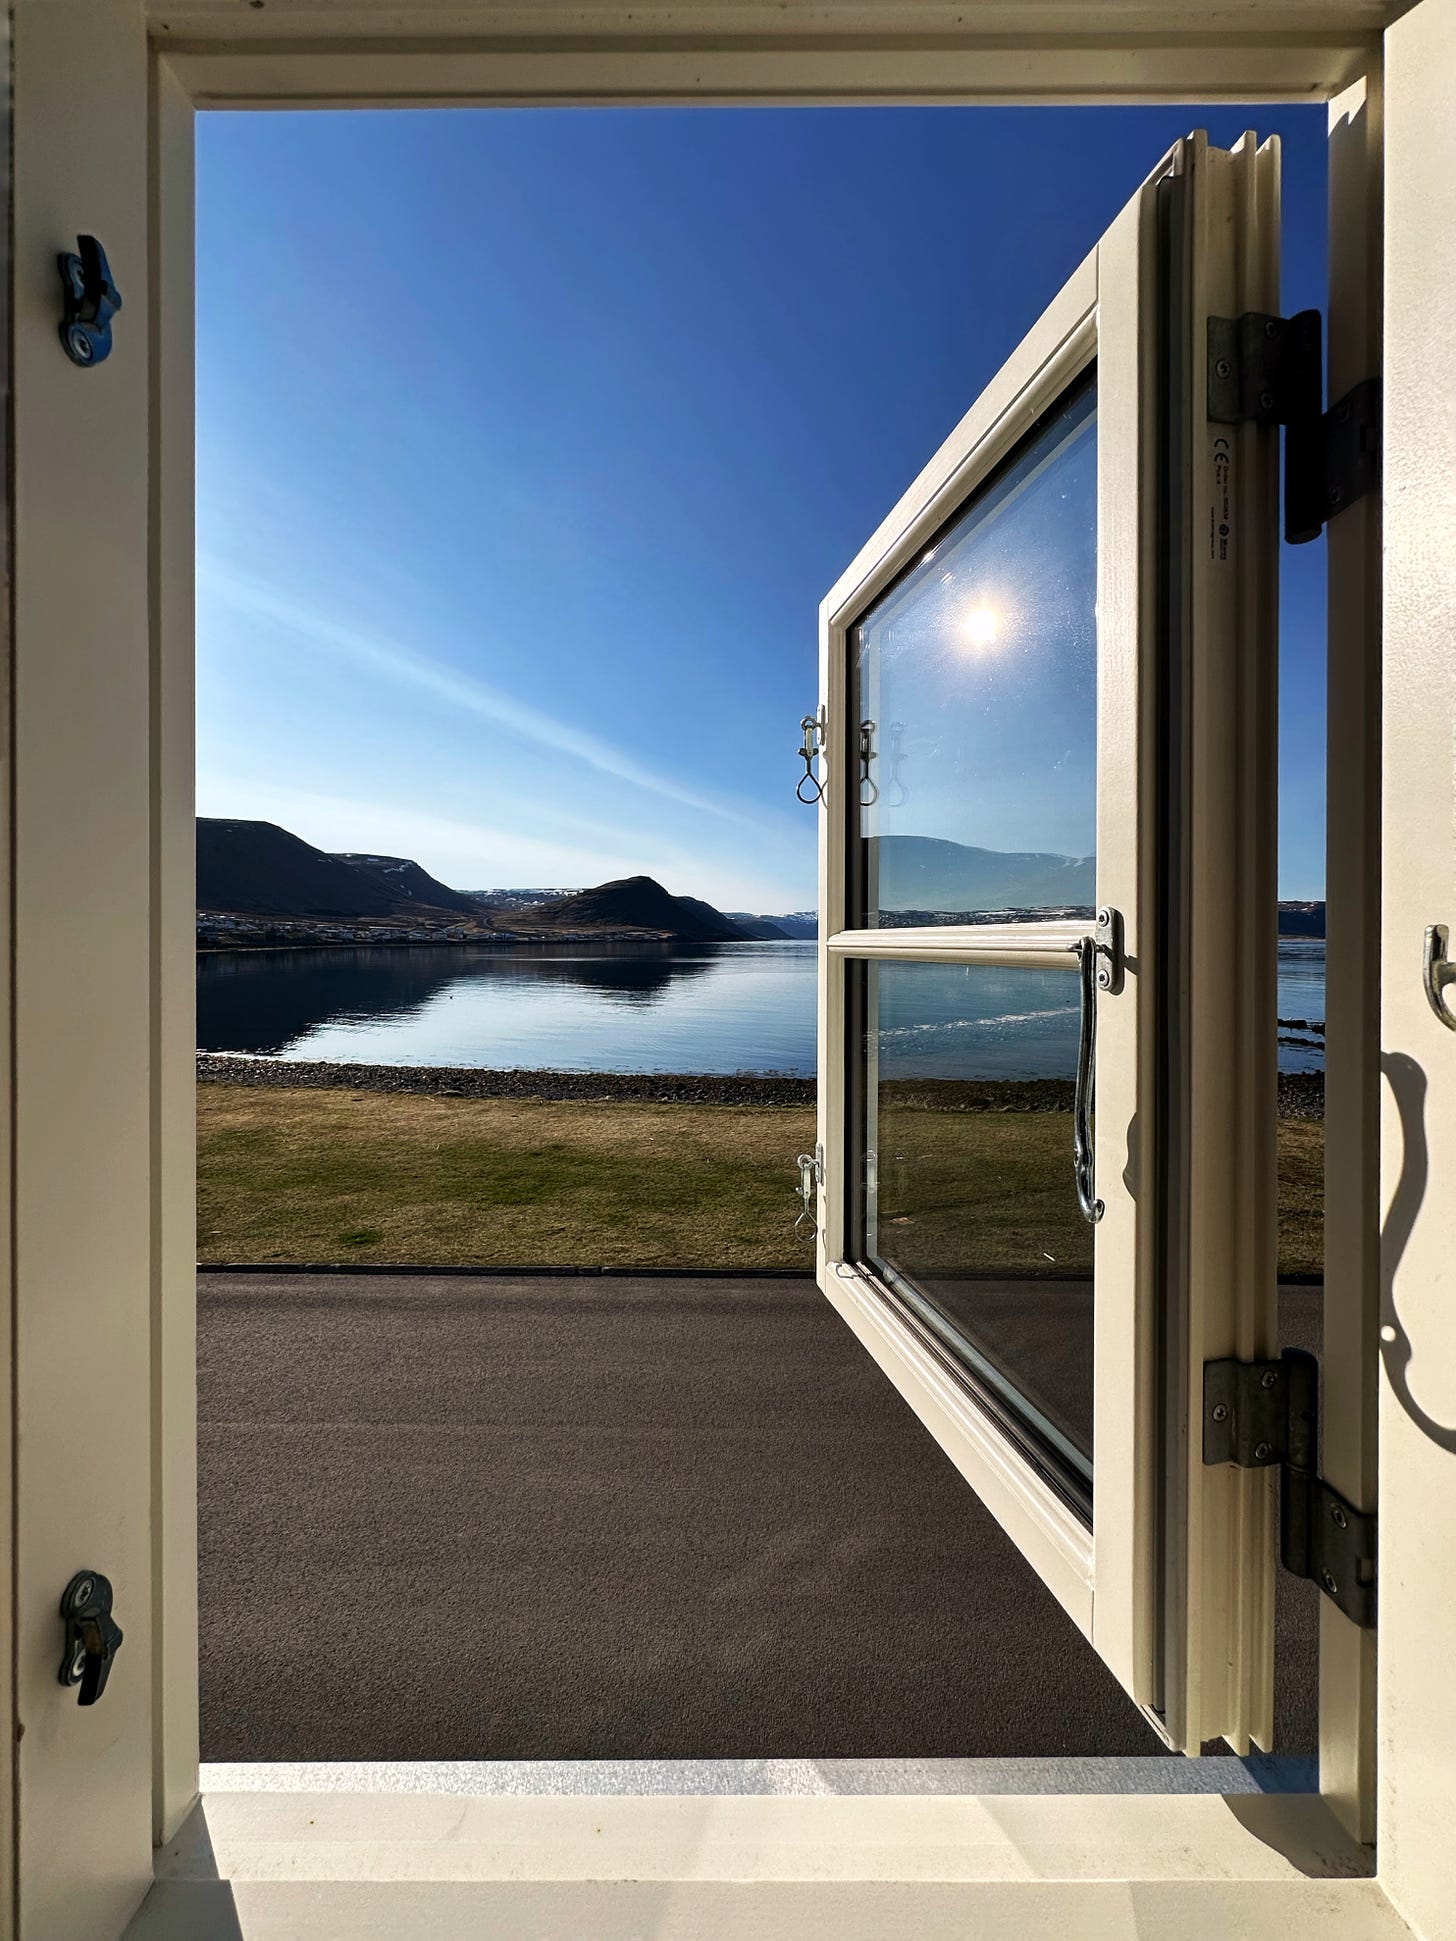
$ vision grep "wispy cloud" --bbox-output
[200,560,771,834]
[195,775,683,889]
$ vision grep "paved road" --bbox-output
[198,1271,1317,1762]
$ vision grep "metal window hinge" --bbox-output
[1203,1349,1376,1629]
[1207,310,1379,545]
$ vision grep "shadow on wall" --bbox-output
[1380,1050,1456,1453]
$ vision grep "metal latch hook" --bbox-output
[794,1148,823,1241]
[796,708,827,806]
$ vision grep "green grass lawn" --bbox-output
[197,1082,1325,1276]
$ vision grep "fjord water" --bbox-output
[198,938,1327,1077]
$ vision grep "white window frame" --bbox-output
[815,129,1286,1758]
[815,256,1119,1656]
[11,2,1426,1934]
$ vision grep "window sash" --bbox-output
[814,130,1282,1756]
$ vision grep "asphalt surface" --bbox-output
[198,1271,1318,1763]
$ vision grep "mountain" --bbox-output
[331,853,478,917]
[198,818,802,944]
[466,887,578,912]
[871,834,1095,914]
[725,912,792,941]
[200,819,398,919]
[198,819,475,924]
[532,876,750,942]
[1278,901,1326,938]
[757,911,817,940]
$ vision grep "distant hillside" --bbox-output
[872,834,1095,914]
[200,819,398,919]
[532,876,750,942]
[199,819,805,945]
[466,887,578,912]
[725,912,793,941]
[757,910,817,940]
[331,853,478,918]
[198,819,475,924]
[1278,901,1326,938]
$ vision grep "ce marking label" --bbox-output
[1210,435,1233,563]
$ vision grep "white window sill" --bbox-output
[124,1763,1406,1939]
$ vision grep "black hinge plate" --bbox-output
[1283,1469,1378,1632]
[1285,376,1381,546]
[1202,1349,1375,1629]
[1208,310,1322,429]
[1207,311,1379,544]
[1203,1349,1316,1468]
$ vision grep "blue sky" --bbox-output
[197,105,1327,912]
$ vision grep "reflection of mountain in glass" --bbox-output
[197,944,715,1056]
[870,834,1096,920]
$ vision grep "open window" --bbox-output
[812,132,1282,1754]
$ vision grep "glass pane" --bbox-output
[850,957,1093,1504]
[851,375,1097,926]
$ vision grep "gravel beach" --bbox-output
[197,1053,1325,1119]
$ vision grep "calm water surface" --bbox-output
[198,938,1326,1078]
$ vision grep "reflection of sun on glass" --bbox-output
[960,604,999,650]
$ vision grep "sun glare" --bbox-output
[961,605,1000,650]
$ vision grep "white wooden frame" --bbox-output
[11,2,1429,1934]
[815,264,1107,1636]
[813,128,1281,1758]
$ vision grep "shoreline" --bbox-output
[195,932,749,955]
[197,1054,1326,1118]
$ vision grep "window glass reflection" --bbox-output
[852,376,1097,927]
[852,957,1093,1500]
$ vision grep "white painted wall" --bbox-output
[1379,4,1456,1937]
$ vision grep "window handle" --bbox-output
[1074,936,1104,1224]
[59,1570,122,1705]
[1423,923,1456,1031]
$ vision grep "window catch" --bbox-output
[57,235,123,368]
[857,719,879,807]
[58,1569,123,1705]
[1207,310,1379,544]
[794,1145,824,1242]
[1203,1350,1376,1629]
[797,707,827,806]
